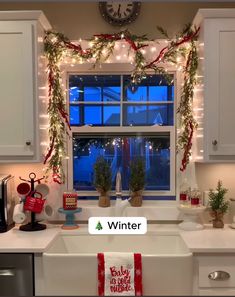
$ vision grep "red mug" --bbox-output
[24,191,45,213]
[17,182,31,197]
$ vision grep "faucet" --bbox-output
[115,170,131,216]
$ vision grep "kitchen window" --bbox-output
[67,73,176,199]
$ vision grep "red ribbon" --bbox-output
[58,108,71,130]
[180,121,194,172]
[44,135,55,165]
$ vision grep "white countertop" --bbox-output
[1,223,235,253]
[180,224,235,253]
[0,224,59,253]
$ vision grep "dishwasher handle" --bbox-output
[0,268,16,276]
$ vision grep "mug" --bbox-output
[35,183,50,198]
[17,182,31,201]
[36,204,54,222]
[13,203,26,224]
[24,191,45,213]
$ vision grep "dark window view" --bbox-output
[69,74,174,197]
[69,74,174,126]
[73,134,170,192]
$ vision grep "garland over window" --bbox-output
[44,25,199,184]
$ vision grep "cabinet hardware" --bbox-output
[212,140,218,146]
[208,271,230,281]
[0,268,15,276]
[25,141,31,146]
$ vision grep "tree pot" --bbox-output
[130,190,143,207]
[98,194,110,207]
[210,211,224,228]
[212,218,224,228]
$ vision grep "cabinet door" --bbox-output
[205,19,235,156]
[0,253,34,296]
[0,21,34,156]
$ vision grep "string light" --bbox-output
[44,26,199,182]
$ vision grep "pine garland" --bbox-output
[44,26,199,183]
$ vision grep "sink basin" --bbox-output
[41,232,193,296]
[45,233,191,255]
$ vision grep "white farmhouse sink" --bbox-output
[42,232,193,296]
[45,233,190,255]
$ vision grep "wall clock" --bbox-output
[99,2,141,26]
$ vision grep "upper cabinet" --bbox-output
[0,11,51,162]
[193,9,235,162]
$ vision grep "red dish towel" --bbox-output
[97,252,143,296]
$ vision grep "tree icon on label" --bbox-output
[96,221,103,231]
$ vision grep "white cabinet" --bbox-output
[0,11,51,162]
[193,254,235,295]
[193,9,235,162]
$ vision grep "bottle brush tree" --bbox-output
[93,156,112,207]
[129,157,145,207]
[208,180,229,228]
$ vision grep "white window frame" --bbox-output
[65,65,177,198]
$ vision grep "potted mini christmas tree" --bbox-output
[208,180,229,228]
[129,157,145,207]
[93,156,112,207]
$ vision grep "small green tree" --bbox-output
[93,156,112,194]
[208,180,229,214]
[208,180,229,228]
[129,157,145,192]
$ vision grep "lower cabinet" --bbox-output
[0,253,34,296]
[193,254,235,295]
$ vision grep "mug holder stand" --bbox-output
[19,173,47,232]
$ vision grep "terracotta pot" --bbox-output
[98,193,110,207]
[130,190,143,207]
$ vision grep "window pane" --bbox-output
[70,106,79,125]
[104,106,120,125]
[73,134,170,192]
[69,87,81,102]
[103,86,120,102]
[69,75,121,103]
[74,105,120,126]
[123,104,174,126]
[123,75,174,102]
[84,87,101,101]
[126,86,147,102]
[84,106,102,125]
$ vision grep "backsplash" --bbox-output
[1,162,235,223]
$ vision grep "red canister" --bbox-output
[63,192,77,210]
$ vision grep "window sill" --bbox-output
[74,200,180,220]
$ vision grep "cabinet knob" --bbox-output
[25,141,31,146]
[208,271,230,281]
[212,140,218,146]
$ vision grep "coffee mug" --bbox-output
[36,204,54,221]
[13,203,26,224]
[35,183,50,198]
[17,182,31,201]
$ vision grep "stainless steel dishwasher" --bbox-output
[0,253,34,296]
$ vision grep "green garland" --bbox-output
[44,25,199,183]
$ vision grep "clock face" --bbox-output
[99,2,141,26]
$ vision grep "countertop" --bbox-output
[180,225,235,253]
[0,224,59,253]
[1,223,235,253]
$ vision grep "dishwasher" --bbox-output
[0,253,34,296]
